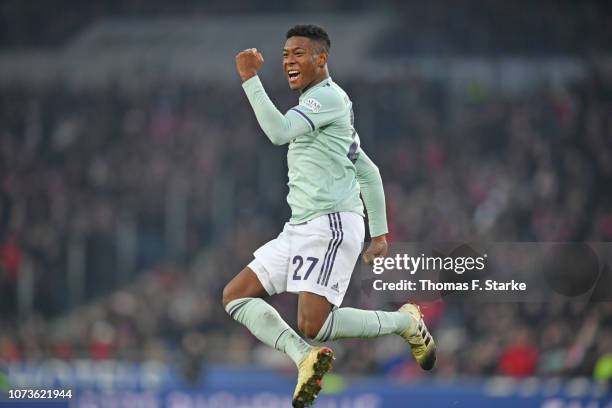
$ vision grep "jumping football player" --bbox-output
[223,24,436,407]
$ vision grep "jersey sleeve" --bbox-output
[242,75,312,145]
[354,149,388,237]
[291,86,345,132]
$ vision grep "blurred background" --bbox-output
[1,1,612,407]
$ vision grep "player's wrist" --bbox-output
[371,234,387,243]
[239,70,258,82]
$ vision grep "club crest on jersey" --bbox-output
[301,98,322,113]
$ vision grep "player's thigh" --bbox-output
[245,228,292,298]
[222,267,268,308]
[287,212,365,307]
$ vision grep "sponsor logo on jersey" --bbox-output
[301,98,322,113]
[331,282,340,293]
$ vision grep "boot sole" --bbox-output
[292,347,335,408]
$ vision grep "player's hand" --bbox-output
[235,48,264,82]
[362,234,388,265]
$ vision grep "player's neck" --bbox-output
[300,70,330,94]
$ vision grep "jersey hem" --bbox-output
[288,208,365,225]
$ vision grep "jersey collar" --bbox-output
[299,77,332,100]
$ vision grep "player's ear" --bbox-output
[318,51,328,67]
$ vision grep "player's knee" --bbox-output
[222,282,237,309]
[298,316,324,339]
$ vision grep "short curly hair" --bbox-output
[286,24,331,53]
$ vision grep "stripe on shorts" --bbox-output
[323,213,344,287]
[317,213,339,285]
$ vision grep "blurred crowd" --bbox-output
[2,0,610,55]
[374,1,612,56]
[1,62,612,382]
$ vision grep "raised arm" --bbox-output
[242,76,312,145]
[355,149,389,263]
[235,48,311,145]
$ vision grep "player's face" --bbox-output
[283,36,325,91]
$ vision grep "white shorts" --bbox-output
[248,212,365,307]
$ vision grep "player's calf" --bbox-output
[297,292,334,339]
[298,316,326,339]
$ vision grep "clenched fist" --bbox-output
[236,48,264,82]
[362,235,388,265]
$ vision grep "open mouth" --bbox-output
[287,70,301,82]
